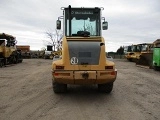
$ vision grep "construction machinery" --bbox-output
[51,50,62,59]
[16,45,31,58]
[153,39,160,71]
[124,45,132,55]
[136,43,153,68]
[136,39,160,68]
[135,43,153,68]
[51,5,117,93]
[38,50,45,58]
[0,33,22,67]
[125,44,141,62]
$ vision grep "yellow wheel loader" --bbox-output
[136,40,160,68]
[125,44,141,62]
[51,50,62,59]
[136,43,153,68]
[124,45,132,61]
[51,5,117,93]
[0,33,22,67]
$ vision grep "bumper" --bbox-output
[52,70,117,85]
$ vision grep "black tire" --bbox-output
[98,82,113,93]
[14,57,18,64]
[127,58,132,62]
[2,61,4,67]
[154,66,160,71]
[19,60,23,63]
[0,59,5,67]
[52,80,67,93]
[0,61,2,68]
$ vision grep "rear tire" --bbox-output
[98,82,113,93]
[127,58,132,62]
[14,56,18,64]
[154,66,160,71]
[0,61,2,67]
[0,59,5,67]
[19,60,23,63]
[52,80,67,93]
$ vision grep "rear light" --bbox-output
[54,73,59,76]
[105,66,113,69]
[111,71,116,75]
[56,66,64,70]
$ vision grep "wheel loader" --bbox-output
[51,5,117,93]
[0,33,22,67]
[125,44,141,62]
[136,40,160,69]
[51,50,62,59]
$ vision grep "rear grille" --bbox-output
[68,41,101,65]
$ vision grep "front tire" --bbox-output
[52,80,67,93]
[98,82,113,93]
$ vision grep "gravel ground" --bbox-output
[0,59,160,120]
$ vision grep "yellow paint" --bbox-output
[52,36,117,85]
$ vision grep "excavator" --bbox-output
[51,5,117,93]
[0,33,22,67]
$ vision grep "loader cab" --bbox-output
[131,45,141,52]
[141,43,153,52]
[56,5,108,37]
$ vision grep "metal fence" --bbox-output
[107,53,125,59]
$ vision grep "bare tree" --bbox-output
[44,29,63,51]
[55,29,63,51]
[79,23,95,35]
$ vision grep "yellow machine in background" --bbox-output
[16,45,31,58]
[125,44,141,62]
[0,33,22,67]
[136,40,160,68]
[51,5,117,93]
[51,50,62,59]
[124,45,132,59]
[44,45,62,59]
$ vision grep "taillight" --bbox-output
[56,66,64,70]
[105,66,113,69]
[111,71,116,75]
[54,73,59,76]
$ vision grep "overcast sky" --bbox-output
[0,0,160,52]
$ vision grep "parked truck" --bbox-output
[51,5,117,93]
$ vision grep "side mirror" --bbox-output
[56,20,61,30]
[102,21,108,30]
